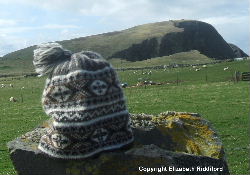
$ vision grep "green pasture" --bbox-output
[118,60,250,85]
[0,60,249,174]
[109,50,213,68]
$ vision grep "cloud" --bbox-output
[0,35,29,56]
[42,24,79,29]
[202,15,249,26]
[0,19,17,26]
[0,0,249,55]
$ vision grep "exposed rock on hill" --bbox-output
[111,21,239,61]
[228,43,248,58]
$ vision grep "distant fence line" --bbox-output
[241,72,250,81]
[0,72,38,79]
[115,60,231,71]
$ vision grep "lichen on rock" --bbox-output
[7,111,229,175]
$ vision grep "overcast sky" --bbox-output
[0,0,249,57]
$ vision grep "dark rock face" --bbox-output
[111,21,239,61]
[160,21,235,60]
[111,38,159,61]
[228,43,248,58]
[7,112,230,175]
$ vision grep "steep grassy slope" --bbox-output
[2,20,180,61]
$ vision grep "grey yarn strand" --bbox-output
[33,42,72,76]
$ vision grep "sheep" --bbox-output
[148,71,152,75]
[195,68,201,71]
[9,84,13,88]
[223,67,229,71]
[1,84,5,88]
[202,65,207,68]
[121,83,128,88]
[21,86,25,90]
[192,66,197,68]
[9,97,17,102]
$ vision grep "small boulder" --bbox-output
[7,112,229,175]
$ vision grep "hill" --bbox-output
[0,20,248,74]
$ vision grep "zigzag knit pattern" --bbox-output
[38,57,133,159]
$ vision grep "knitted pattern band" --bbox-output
[33,43,133,159]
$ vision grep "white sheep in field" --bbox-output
[148,70,152,75]
[1,84,5,88]
[192,66,197,68]
[21,86,25,90]
[223,67,229,71]
[202,65,207,68]
[9,97,17,102]
[9,84,13,88]
[195,68,201,71]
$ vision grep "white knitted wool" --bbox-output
[34,43,134,159]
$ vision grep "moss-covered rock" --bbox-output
[7,111,229,175]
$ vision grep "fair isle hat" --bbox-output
[33,42,133,159]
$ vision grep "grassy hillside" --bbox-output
[60,20,182,57]
[0,49,214,75]
[0,60,249,174]
[1,20,181,66]
[109,50,213,68]
[1,19,245,75]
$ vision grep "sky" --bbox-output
[0,0,249,57]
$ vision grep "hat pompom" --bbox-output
[79,51,103,60]
[33,42,72,76]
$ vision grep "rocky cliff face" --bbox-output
[111,21,243,61]
[228,43,248,58]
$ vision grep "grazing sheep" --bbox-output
[192,66,197,68]
[148,71,152,75]
[202,65,207,68]
[121,83,128,88]
[223,67,229,71]
[1,84,5,88]
[21,86,25,89]
[9,84,13,88]
[9,97,17,102]
[195,68,201,71]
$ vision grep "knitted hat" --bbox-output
[33,43,133,159]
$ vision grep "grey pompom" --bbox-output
[33,42,72,76]
[79,51,103,60]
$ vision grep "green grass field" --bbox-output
[109,50,213,68]
[0,60,249,174]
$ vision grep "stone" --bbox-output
[7,111,230,175]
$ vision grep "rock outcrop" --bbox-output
[228,43,248,58]
[7,112,229,175]
[111,21,240,61]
